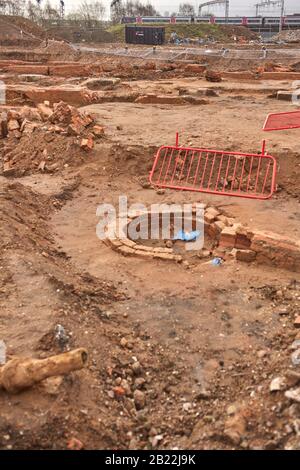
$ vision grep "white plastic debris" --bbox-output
[291,349,300,366]
[270,376,285,392]
[0,340,7,365]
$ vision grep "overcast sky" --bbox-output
[60,0,299,17]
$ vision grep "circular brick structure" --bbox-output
[103,205,300,272]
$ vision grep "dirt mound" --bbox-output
[0,102,105,176]
[35,40,79,60]
[0,15,45,39]
[219,25,258,41]
[0,15,42,47]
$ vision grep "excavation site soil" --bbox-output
[1,30,300,450]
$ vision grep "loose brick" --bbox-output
[219,227,237,248]
[7,119,19,131]
[118,246,136,256]
[217,215,231,226]
[213,220,225,234]
[204,213,216,224]
[80,137,94,151]
[134,250,154,259]
[135,245,154,253]
[37,103,53,121]
[2,162,15,176]
[92,125,105,137]
[251,231,300,272]
[153,247,173,254]
[294,316,300,328]
[235,233,251,250]
[154,253,179,261]
[121,238,136,248]
[206,207,220,219]
[107,238,123,249]
[235,249,257,263]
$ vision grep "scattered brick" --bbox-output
[118,246,136,256]
[235,233,252,250]
[294,317,300,328]
[80,137,94,151]
[121,238,136,248]
[213,220,226,234]
[92,125,105,137]
[219,227,237,248]
[7,119,20,131]
[235,249,257,263]
[134,245,154,252]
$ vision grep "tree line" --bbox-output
[0,1,198,25]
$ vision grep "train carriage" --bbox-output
[120,15,300,29]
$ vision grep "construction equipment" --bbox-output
[149,134,277,200]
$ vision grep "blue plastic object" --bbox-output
[174,230,201,242]
[211,257,223,266]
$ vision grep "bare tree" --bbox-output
[111,0,158,23]
[26,0,39,21]
[179,3,195,16]
[43,0,60,20]
[0,0,25,16]
[111,0,126,23]
[77,0,106,25]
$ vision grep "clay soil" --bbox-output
[0,41,300,451]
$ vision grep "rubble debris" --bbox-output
[67,437,84,450]
[294,316,300,328]
[80,137,94,151]
[290,340,300,350]
[272,30,300,43]
[133,389,146,410]
[0,348,88,393]
[55,324,69,351]
[224,410,247,445]
[270,376,286,392]
[0,101,103,175]
[285,370,300,388]
[35,40,78,59]
[285,387,300,404]
[37,103,53,121]
[205,70,222,83]
[92,125,105,137]
[291,349,300,366]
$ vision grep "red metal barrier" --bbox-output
[263,111,300,131]
[149,136,277,200]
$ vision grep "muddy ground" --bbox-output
[0,43,300,451]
